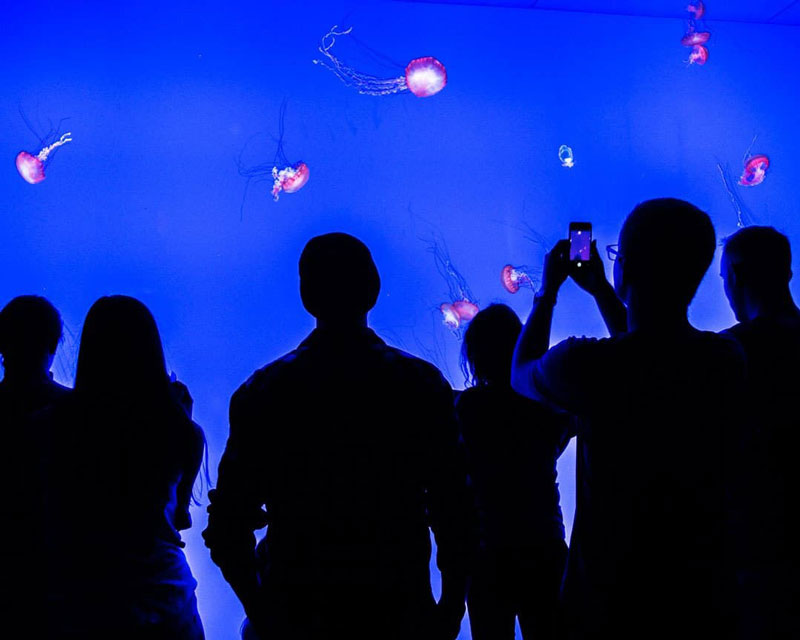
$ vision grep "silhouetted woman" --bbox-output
[457,304,570,640]
[40,296,206,639]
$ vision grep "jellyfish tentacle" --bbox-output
[37,132,72,162]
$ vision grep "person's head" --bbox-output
[461,303,522,387]
[75,295,170,402]
[614,198,716,313]
[0,295,62,377]
[721,226,794,322]
[299,232,381,326]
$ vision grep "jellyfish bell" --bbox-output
[501,264,535,294]
[687,45,709,65]
[272,161,309,200]
[681,30,710,47]
[15,131,72,185]
[452,300,479,323]
[15,152,46,185]
[404,57,447,98]
[739,155,770,187]
[558,145,575,168]
[440,303,460,331]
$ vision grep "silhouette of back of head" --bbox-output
[75,295,171,403]
[723,226,792,299]
[462,303,521,387]
[299,232,381,323]
[618,198,715,308]
[0,295,62,375]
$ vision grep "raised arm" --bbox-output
[511,239,570,399]
[569,240,627,337]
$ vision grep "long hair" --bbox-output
[461,304,522,388]
[75,295,209,501]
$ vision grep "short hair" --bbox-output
[299,233,381,320]
[0,295,63,360]
[722,226,792,290]
[619,198,716,307]
[461,303,522,387]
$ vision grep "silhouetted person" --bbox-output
[0,296,70,626]
[512,199,746,640]
[456,304,570,640]
[204,232,471,640]
[721,226,800,636]
[39,296,206,639]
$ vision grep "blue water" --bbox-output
[2,2,799,637]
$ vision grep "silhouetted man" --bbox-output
[512,199,746,640]
[0,295,69,626]
[204,233,471,640]
[721,226,800,636]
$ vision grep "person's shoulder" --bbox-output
[232,348,304,405]
[379,343,450,386]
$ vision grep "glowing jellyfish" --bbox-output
[558,145,575,168]
[15,132,72,185]
[429,238,479,336]
[718,163,756,228]
[313,26,447,98]
[739,154,770,187]
[501,264,537,294]
[237,101,308,216]
[687,2,705,19]
[687,45,709,65]
[681,30,711,47]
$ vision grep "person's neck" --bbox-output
[626,298,691,333]
[744,291,800,322]
[315,315,368,332]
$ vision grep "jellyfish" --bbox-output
[16,131,72,185]
[313,26,447,98]
[687,2,705,19]
[428,238,479,335]
[558,145,575,168]
[237,101,309,216]
[718,163,755,228]
[681,30,711,47]
[501,264,537,294]
[687,45,709,65]
[739,155,770,187]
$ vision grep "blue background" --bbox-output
[2,1,799,638]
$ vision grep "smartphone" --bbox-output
[569,222,592,266]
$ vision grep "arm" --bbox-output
[174,421,205,532]
[426,374,473,639]
[511,239,570,400]
[202,387,269,615]
[569,240,627,337]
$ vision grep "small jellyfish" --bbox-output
[238,100,308,216]
[687,45,709,65]
[16,131,72,185]
[558,145,575,168]
[739,154,770,187]
[687,2,705,19]
[429,237,479,336]
[681,30,711,47]
[314,26,447,98]
[501,264,537,294]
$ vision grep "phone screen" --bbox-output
[569,223,592,263]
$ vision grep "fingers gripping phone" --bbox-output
[569,222,592,267]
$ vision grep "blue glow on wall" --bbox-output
[2,1,799,638]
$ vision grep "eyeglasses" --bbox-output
[606,244,622,261]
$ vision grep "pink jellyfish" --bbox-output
[313,26,447,98]
[452,300,479,323]
[238,101,309,216]
[429,238,479,335]
[440,303,461,331]
[681,30,711,47]
[687,2,705,19]
[15,132,72,185]
[501,264,537,294]
[687,45,709,65]
[739,154,770,187]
